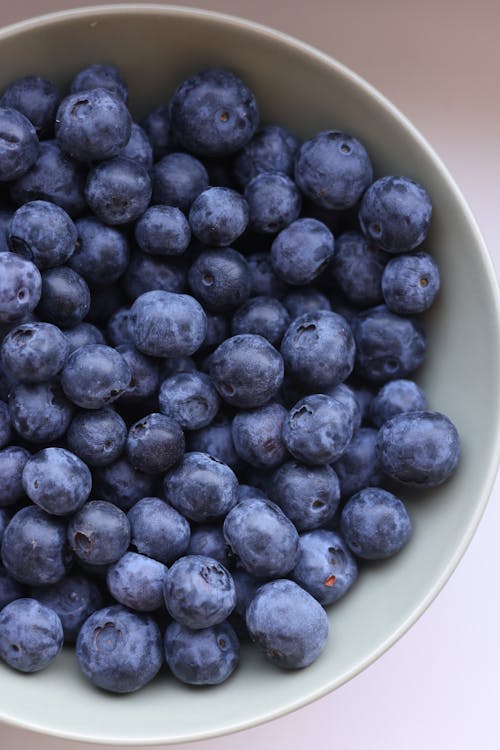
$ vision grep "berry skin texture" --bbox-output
[22,447,91,516]
[340,487,412,560]
[158,371,220,431]
[128,497,191,566]
[246,579,328,669]
[66,407,127,467]
[187,415,241,472]
[61,344,131,409]
[123,251,186,300]
[0,107,39,181]
[282,288,331,318]
[1,506,72,585]
[76,605,163,693]
[64,322,105,353]
[85,156,152,226]
[163,554,236,629]
[0,401,11,449]
[331,230,389,307]
[107,552,168,612]
[130,290,207,358]
[188,248,251,313]
[369,379,426,428]
[170,68,259,157]
[8,382,73,443]
[93,458,155,512]
[68,500,130,566]
[377,410,460,487]
[187,524,233,568]
[1,75,60,138]
[280,310,355,390]
[295,130,373,210]
[0,566,25,610]
[165,620,240,686]
[0,252,41,324]
[271,218,334,285]
[9,200,77,270]
[333,427,383,499]
[209,334,284,408]
[70,63,128,102]
[283,394,355,465]
[271,461,340,531]
[126,412,185,475]
[244,172,302,234]
[231,296,290,347]
[55,88,131,162]
[189,187,249,246]
[291,529,358,606]
[152,152,208,211]
[1,322,69,383]
[165,452,238,523]
[69,217,130,288]
[37,266,90,328]
[119,122,153,169]
[0,446,30,507]
[0,598,63,672]
[233,124,300,187]
[232,402,288,469]
[351,305,427,383]
[382,251,440,314]
[135,205,191,257]
[29,573,103,643]
[359,175,432,253]
[223,498,299,578]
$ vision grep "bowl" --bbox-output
[0,4,499,745]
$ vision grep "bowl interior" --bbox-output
[0,5,499,745]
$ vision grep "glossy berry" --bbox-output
[9,382,73,443]
[0,446,30,507]
[119,122,153,169]
[106,307,134,347]
[116,344,160,402]
[22,447,91,516]
[68,217,130,288]
[291,529,358,605]
[165,620,239,686]
[67,408,126,467]
[232,402,288,469]
[37,266,90,328]
[64,322,105,353]
[29,573,103,643]
[1,322,69,383]
[187,524,233,568]
[135,205,191,256]
[0,565,24,610]
[159,371,219,431]
[126,413,185,475]
[369,379,426,428]
[233,124,300,187]
[333,427,383,499]
[9,200,77,270]
[122,251,186,300]
[70,63,128,102]
[0,252,41,324]
[1,75,60,137]
[382,251,440,314]
[128,496,190,566]
[246,252,287,298]
[141,104,175,160]
[189,187,248,246]
[324,383,362,432]
[331,230,389,307]
[271,218,334,285]
[244,172,301,234]
[282,288,331,318]
[68,500,130,566]
[85,156,152,226]
[283,394,354,465]
[61,344,131,409]
[165,452,238,522]
[271,461,340,531]
[93,457,155,512]
[152,152,208,211]
[187,415,241,472]
[0,107,39,181]
[0,598,63,672]
[231,296,290,346]
[107,552,168,612]
[188,248,251,313]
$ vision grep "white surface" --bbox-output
[0,1,499,748]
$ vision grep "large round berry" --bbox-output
[8,200,77,270]
[93,458,155,512]
[107,552,168,612]
[29,573,103,643]
[165,620,240,686]
[64,322,105,353]
[120,122,153,169]
[245,172,301,234]
[37,266,90,328]
[331,230,389,307]
[126,413,185,475]
[187,524,233,569]
[1,75,60,137]
[70,63,128,102]
[382,251,440,314]
[369,379,426,428]
[1,322,69,383]
[68,217,130,288]
[232,402,288,469]
[271,218,334,285]
[159,371,219,431]
[0,598,63,672]
[22,447,91,516]
[68,500,130,566]
[188,248,251,313]
[0,252,41,323]
[233,124,300,187]
[9,382,73,443]
[189,187,248,246]
[123,251,186,300]
[61,344,131,409]
[187,415,241,472]
[231,296,290,347]
[135,205,191,257]
[66,408,127,467]
[283,394,355,465]
[85,156,152,226]
[333,427,383,498]
[152,152,208,211]
[0,107,39,181]
[127,497,191,566]
[291,530,358,605]
[271,461,340,531]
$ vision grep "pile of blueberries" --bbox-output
[0,64,460,693]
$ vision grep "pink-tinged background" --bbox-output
[1,2,499,749]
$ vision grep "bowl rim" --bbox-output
[0,3,500,745]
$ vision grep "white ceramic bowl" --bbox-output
[0,4,499,745]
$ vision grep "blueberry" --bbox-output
[281,310,355,390]
[0,598,63,672]
[61,344,131,409]
[106,307,133,347]
[159,371,219,431]
[170,68,259,157]
[2,506,72,585]
[369,379,427,427]
[232,402,288,469]
[271,218,334,285]
[55,88,131,162]
[9,382,73,443]
[8,200,76,271]
[163,554,235,629]
[141,104,175,160]
[331,230,389,307]
[165,620,239,685]
[119,122,153,169]
[76,604,162,693]
[160,356,198,379]
[85,156,152,226]
[231,296,290,347]
[333,427,383,498]
[237,484,268,502]
[22,447,91,517]
[126,413,184,475]
[128,496,190,565]
[64,322,105,353]
[152,152,208,211]
[131,291,207,360]
[189,187,249,247]
[1,76,60,138]
[0,252,41,324]
[0,510,9,545]
[107,552,168,612]
[187,524,233,568]
[68,217,130,288]
[377,410,460,487]
[1,322,69,382]
[351,384,376,423]
[187,415,241,472]
[0,566,24,610]
[201,313,228,351]
[351,305,427,383]
[165,452,238,522]
[93,457,155,511]
[227,568,262,637]
[0,401,10,449]
[359,176,432,253]
[246,252,287,298]
[68,500,130,566]
[246,579,328,668]
[382,251,440,314]
[283,394,354,465]
[29,573,103,642]
[209,334,284,408]
[188,248,251,313]
[324,383,362,431]
[233,124,300,187]
[244,172,301,234]
[223,498,298,578]
[0,446,29,507]
[0,211,12,253]
[340,487,412,559]
[0,107,39,181]
[122,251,186,300]
[293,529,357,605]
[37,266,90,328]
[9,140,87,219]
[116,344,160,402]
[271,461,340,531]
[135,205,191,257]
[70,63,128,102]
[282,288,331,318]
